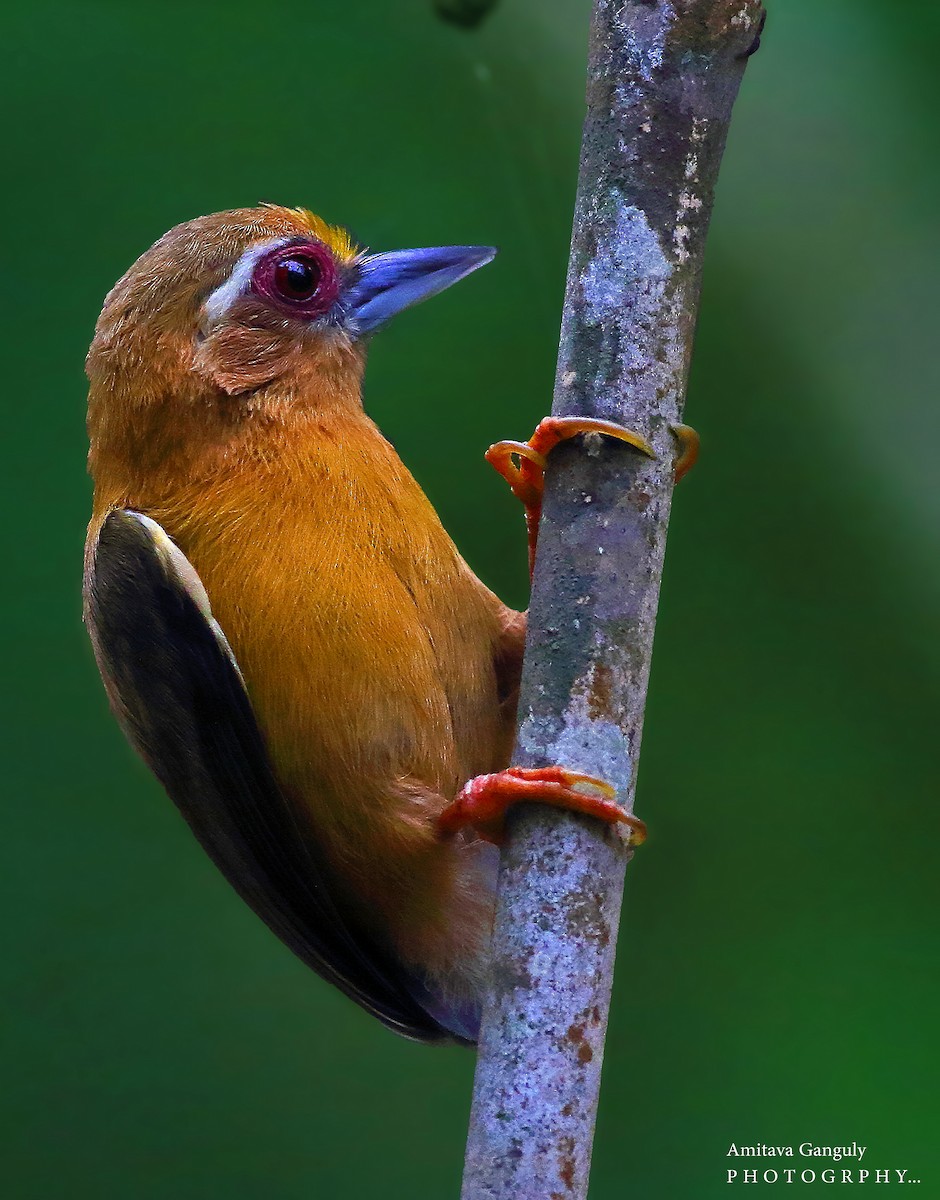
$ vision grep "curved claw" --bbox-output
[670,423,699,484]
[527,417,655,463]
[484,440,547,508]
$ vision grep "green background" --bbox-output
[4,1,938,1196]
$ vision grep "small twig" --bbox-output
[433,0,500,30]
[460,3,764,1198]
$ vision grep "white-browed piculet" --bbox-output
[84,204,662,1042]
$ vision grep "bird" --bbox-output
[83,204,669,1044]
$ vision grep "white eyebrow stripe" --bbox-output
[202,237,289,325]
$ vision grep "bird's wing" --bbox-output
[84,508,454,1043]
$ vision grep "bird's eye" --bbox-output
[251,242,339,318]
[273,255,321,302]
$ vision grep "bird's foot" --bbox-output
[485,417,656,578]
[437,765,647,847]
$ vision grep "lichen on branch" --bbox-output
[460,3,764,1199]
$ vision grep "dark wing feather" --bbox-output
[85,509,453,1043]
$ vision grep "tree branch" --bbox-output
[461,3,764,1197]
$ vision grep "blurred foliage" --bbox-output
[2,1,938,1197]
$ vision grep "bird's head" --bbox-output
[87,204,494,487]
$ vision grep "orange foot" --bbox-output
[485,417,664,579]
[437,765,647,847]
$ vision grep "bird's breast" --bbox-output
[143,432,505,821]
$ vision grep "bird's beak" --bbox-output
[343,245,496,336]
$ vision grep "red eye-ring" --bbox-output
[252,242,339,318]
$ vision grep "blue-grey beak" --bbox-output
[343,245,496,336]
